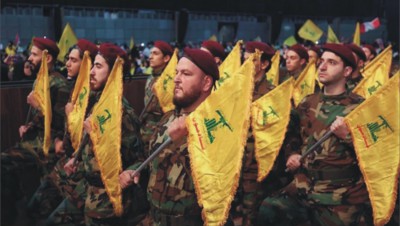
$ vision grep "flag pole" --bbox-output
[72,132,89,165]
[131,137,172,178]
[285,130,333,172]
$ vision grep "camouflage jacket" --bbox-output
[23,71,70,153]
[141,73,164,152]
[346,75,363,92]
[147,110,202,217]
[80,93,145,218]
[278,67,302,84]
[285,91,370,205]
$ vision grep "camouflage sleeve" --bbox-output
[51,77,71,139]
[283,109,303,161]
[121,102,145,171]
[62,129,75,157]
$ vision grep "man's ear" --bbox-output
[46,54,53,64]
[261,60,270,70]
[344,66,353,78]
[203,75,214,92]
[300,58,306,66]
[163,55,171,63]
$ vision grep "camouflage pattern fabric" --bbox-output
[45,198,85,226]
[278,68,302,84]
[258,91,373,225]
[141,74,164,153]
[346,75,363,92]
[147,110,203,224]
[79,95,146,224]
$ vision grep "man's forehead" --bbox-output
[151,47,162,53]
[177,57,200,71]
[321,51,341,60]
[94,54,107,64]
[286,50,299,57]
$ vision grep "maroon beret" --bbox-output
[154,40,174,56]
[183,48,219,81]
[201,40,226,59]
[98,43,129,74]
[362,44,377,56]
[322,43,357,70]
[245,41,275,58]
[33,37,59,60]
[76,39,98,60]
[345,43,367,61]
[289,44,309,61]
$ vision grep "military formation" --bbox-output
[1,35,399,226]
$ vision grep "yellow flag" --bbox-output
[353,22,361,46]
[327,25,339,44]
[153,49,178,113]
[345,73,399,226]
[31,50,52,156]
[353,45,392,99]
[186,51,257,226]
[88,57,124,216]
[293,59,317,106]
[129,36,134,50]
[215,40,243,89]
[67,51,91,151]
[283,36,297,47]
[298,19,323,42]
[252,78,294,181]
[209,34,218,41]
[57,23,78,62]
[266,50,280,86]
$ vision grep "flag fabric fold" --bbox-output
[88,57,124,216]
[360,18,380,33]
[252,78,294,181]
[266,50,280,86]
[31,50,52,156]
[293,59,317,106]
[153,49,178,113]
[283,36,297,47]
[186,51,258,226]
[298,19,323,42]
[353,22,361,46]
[353,45,392,99]
[327,25,339,44]
[57,23,78,62]
[67,51,91,151]
[215,40,243,89]
[345,73,399,226]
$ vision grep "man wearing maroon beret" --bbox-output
[346,43,367,91]
[307,45,321,66]
[143,48,229,226]
[201,40,226,65]
[362,44,376,65]
[258,43,372,225]
[62,43,146,226]
[279,44,309,84]
[1,37,71,222]
[140,40,174,153]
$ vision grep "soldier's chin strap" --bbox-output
[130,137,172,179]
[285,130,334,172]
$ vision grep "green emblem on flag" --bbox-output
[204,110,233,143]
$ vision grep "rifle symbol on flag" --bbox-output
[260,106,279,126]
[217,72,231,86]
[96,109,112,134]
[367,81,382,95]
[78,87,87,107]
[204,110,233,143]
[367,115,393,142]
[163,74,173,91]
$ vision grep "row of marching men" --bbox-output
[1,36,398,226]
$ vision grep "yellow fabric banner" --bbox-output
[283,36,297,47]
[88,57,124,216]
[327,25,340,44]
[353,45,392,99]
[67,51,91,151]
[353,22,361,46]
[209,34,218,41]
[293,59,317,106]
[129,36,134,50]
[153,49,178,113]
[251,78,294,181]
[298,19,323,42]
[266,50,280,86]
[186,51,257,226]
[57,23,78,62]
[31,50,52,156]
[345,73,399,226]
[215,40,243,89]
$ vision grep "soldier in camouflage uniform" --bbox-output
[145,48,220,226]
[345,44,367,91]
[257,44,373,226]
[1,37,70,223]
[140,40,174,153]
[279,44,309,84]
[62,43,147,226]
[240,41,294,226]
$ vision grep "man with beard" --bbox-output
[144,48,220,225]
[257,44,372,225]
[1,37,70,223]
[140,40,174,153]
